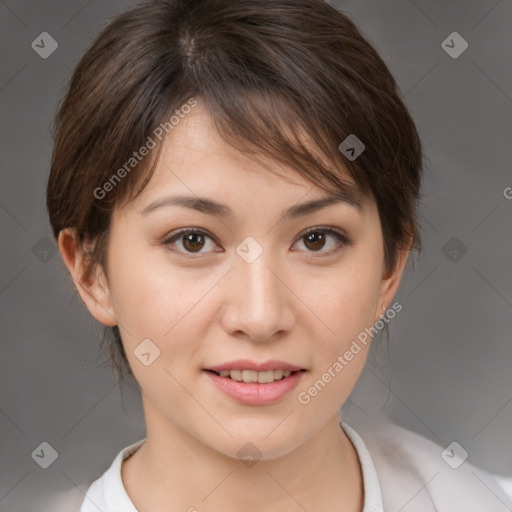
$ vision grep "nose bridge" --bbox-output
[223,236,293,340]
[237,238,282,309]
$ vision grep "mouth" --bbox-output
[204,368,306,384]
[203,367,306,405]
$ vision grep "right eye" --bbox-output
[162,228,221,258]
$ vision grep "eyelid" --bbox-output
[300,225,350,242]
[162,225,352,258]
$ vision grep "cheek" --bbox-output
[295,257,382,411]
[106,243,213,356]
[302,254,382,351]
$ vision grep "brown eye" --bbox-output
[294,227,352,256]
[303,231,327,251]
[182,232,206,252]
[163,229,218,257]
[163,226,352,259]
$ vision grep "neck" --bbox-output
[122,404,364,512]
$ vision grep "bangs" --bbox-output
[125,87,372,210]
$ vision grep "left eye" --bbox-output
[163,227,351,257]
[293,227,351,254]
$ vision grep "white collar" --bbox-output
[80,421,383,511]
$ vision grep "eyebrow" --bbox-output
[140,186,364,219]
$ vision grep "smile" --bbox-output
[204,368,306,405]
[211,369,296,383]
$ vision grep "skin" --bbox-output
[58,103,410,512]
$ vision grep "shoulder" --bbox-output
[39,476,108,512]
[353,416,512,511]
[39,487,86,512]
[40,438,145,512]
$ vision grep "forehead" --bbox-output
[134,103,365,210]
[108,104,380,240]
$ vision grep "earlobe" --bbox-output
[57,228,118,327]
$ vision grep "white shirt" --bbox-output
[77,421,383,512]
[44,419,512,512]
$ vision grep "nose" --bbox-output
[219,249,295,342]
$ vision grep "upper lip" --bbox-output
[205,359,305,372]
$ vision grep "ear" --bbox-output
[374,243,411,323]
[57,228,117,327]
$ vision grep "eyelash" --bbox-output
[162,226,353,259]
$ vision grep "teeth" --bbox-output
[217,369,294,383]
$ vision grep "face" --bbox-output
[62,103,408,461]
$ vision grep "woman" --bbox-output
[46,0,512,510]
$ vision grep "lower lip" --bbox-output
[204,370,305,405]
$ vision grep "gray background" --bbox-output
[0,0,511,510]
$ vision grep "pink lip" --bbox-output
[205,359,304,372]
[204,369,306,405]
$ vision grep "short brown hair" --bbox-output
[47,0,424,385]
